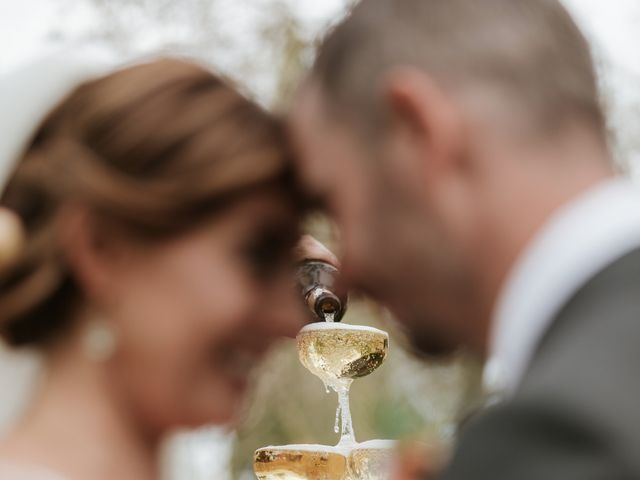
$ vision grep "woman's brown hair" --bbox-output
[0,58,303,347]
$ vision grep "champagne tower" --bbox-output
[254,261,396,480]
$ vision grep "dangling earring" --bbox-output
[82,317,117,362]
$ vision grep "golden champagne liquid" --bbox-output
[254,445,348,480]
[347,440,397,480]
[296,323,389,389]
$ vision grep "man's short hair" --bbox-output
[312,0,604,138]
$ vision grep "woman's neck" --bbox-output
[0,337,158,480]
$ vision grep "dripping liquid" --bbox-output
[328,379,355,448]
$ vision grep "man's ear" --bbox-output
[57,205,125,306]
[382,67,465,175]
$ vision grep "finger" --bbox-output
[392,442,444,480]
[294,234,340,267]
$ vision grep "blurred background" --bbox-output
[0,1,638,479]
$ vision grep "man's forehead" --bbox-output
[289,83,371,172]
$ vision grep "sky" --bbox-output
[563,0,640,76]
[1,0,639,74]
[0,0,349,74]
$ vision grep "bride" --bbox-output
[0,54,326,479]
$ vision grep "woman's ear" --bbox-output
[57,205,125,306]
[383,67,465,176]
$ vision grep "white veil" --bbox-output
[0,51,113,435]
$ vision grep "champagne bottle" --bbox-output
[297,260,347,322]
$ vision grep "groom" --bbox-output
[290,0,640,478]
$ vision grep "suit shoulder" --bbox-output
[443,397,628,480]
[518,249,640,470]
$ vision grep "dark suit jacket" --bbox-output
[442,248,640,479]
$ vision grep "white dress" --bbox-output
[0,348,54,479]
[0,463,66,479]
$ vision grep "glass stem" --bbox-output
[337,385,355,446]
